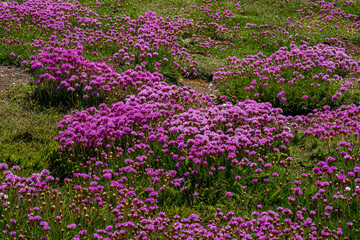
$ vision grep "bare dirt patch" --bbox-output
[193,35,232,47]
[188,50,210,57]
[179,78,217,98]
[0,65,32,91]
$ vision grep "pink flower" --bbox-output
[67,224,76,230]
[225,192,233,197]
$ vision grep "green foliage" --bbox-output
[161,68,181,85]
[189,55,226,81]
[0,85,65,174]
[221,76,360,116]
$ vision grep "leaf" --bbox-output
[169,187,178,196]
[250,173,270,178]
[185,152,189,166]
[269,186,282,200]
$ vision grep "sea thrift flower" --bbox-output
[67,224,76,230]
[226,192,233,197]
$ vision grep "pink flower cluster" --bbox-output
[30,45,163,100]
[214,41,360,113]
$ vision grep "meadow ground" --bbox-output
[1,0,360,239]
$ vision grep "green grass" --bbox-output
[0,85,66,175]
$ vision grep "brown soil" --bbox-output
[193,35,232,47]
[323,38,360,57]
[0,65,32,91]
[179,78,218,99]
[188,50,210,57]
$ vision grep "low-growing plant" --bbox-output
[3,0,360,238]
[214,42,360,115]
